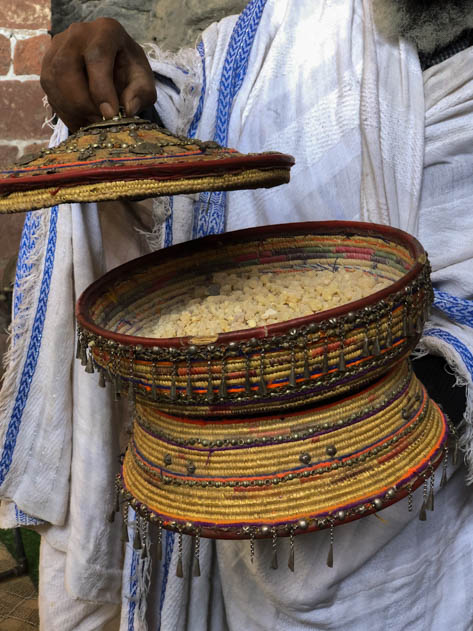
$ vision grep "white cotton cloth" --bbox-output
[141,1,473,630]
[1,0,473,629]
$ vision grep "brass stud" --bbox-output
[299,453,311,465]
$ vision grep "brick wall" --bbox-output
[0,0,51,365]
[0,1,51,274]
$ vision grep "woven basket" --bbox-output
[0,116,294,213]
[77,221,433,418]
[119,359,448,539]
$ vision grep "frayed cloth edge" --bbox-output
[417,333,473,483]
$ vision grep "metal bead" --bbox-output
[326,445,337,457]
[373,498,383,510]
[336,510,346,521]
[299,453,311,465]
[164,454,172,466]
[385,488,396,500]
[298,519,308,530]
[261,526,270,535]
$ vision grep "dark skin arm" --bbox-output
[40,17,157,132]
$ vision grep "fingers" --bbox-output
[83,38,121,119]
[114,42,157,117]
[41,38,101,131]
[40,18,157,132]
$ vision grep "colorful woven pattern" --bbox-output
[77,222,433,417]
[0,117,294,213]
[119,360,448,539]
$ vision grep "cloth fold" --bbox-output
[1,0,473,629]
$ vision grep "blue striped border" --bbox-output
[14,212,42,319]
[157,531,175,630]
[434,289,473,329]
[423,327,473,380]
[163,197,174,249]
[192,0,267,239]
[0,207,58,485]
[127,548,139,631]
[188,41,207,139]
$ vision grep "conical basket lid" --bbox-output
[0,116,295,213]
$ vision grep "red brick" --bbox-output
[0,145,18,168]
[14,34,50,76]
[0,81,50,141]
[0,35,11,76]
[1,0,50,30]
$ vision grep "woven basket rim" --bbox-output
[0,151,295,194]
[76,220,426,349]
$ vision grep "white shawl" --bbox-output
[1,0,473,629]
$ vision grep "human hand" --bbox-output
[40,18,157,131]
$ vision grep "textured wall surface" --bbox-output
[0,0,51,310]
[149,0,248,50]
[52,0,248,47]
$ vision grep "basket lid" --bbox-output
[0,116,295,213]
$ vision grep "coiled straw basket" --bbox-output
[77,221,433,417]
[77,221,449,548]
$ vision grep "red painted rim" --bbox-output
[76,220,426,349]
[0,152,295,193]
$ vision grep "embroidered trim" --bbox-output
[423,327,473,380]
[433,289,473,329]
[0,208,58,485]
[14,212,41,319]
[15,505,43,527]
[188,41,207,138]
[193,0,267,239]
[128,546,139,631]
[158,530,175,629]
[163,197,174,249]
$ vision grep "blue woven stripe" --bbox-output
[14,212,41,319]
[214,0,267,147]
[14,505,42,526]
[127,548,139,631]
[163,197,174,248]
[193,0,267,239]
[188,41,207,139]
[158,530,175,630]
[434,289,473,329]
[0,207,58,485]
[423,328,473,380]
